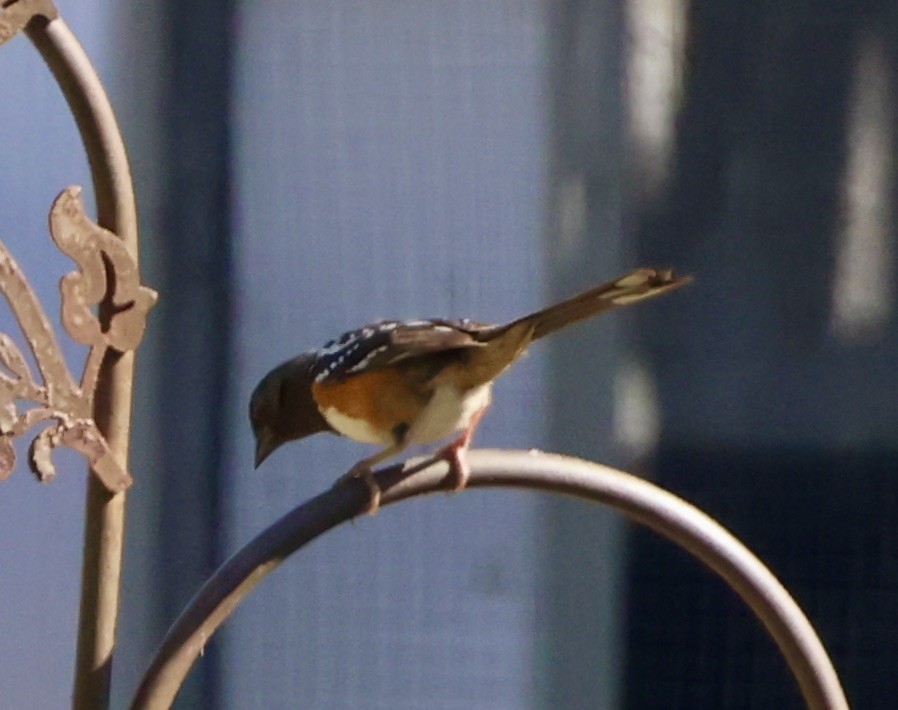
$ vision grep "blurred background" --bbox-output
[1,0,897,708]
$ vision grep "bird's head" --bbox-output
[250,351,333,467]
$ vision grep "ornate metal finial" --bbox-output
[0,186,157,492]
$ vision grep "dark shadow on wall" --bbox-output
[627,449,898,709]
[135,0,235,707]
[628,1,898,707]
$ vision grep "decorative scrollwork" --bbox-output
[0,0,58,47]
[0,186,157,492]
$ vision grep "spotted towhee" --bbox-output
[250,268,689,511]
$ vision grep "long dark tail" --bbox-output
[509,268,690,341]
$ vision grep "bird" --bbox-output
[250,267,689,512]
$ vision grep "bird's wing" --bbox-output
[311,319,491,383]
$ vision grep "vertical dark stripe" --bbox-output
[157,0,233,706]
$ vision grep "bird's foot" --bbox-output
[434,438,471,493]
[336,461,382,515]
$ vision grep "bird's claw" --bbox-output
[336,461,382,515]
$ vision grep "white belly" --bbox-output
[321,382,492,447]
[321,406,393,445]
[407,382,492,444]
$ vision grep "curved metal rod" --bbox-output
[130,450,849,710]
[24,11,140,710]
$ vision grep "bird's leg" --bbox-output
[336,442,405,515]
[434,405,489,493]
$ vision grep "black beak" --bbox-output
[254,430,276,468]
